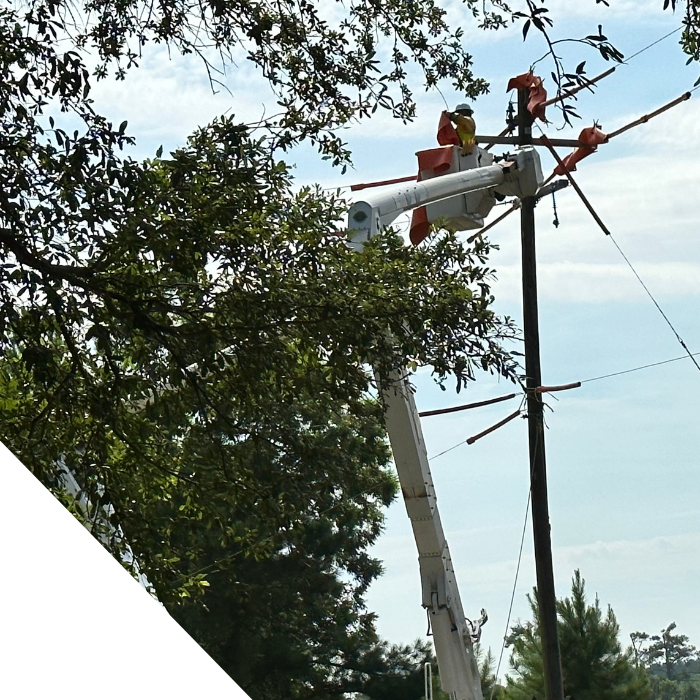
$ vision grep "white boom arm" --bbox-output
[347,145,542,250]
[382,372,483,700]
[349,146,543,700]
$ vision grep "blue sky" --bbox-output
[5,0,700,691]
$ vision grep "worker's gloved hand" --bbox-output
[466,608,488,643]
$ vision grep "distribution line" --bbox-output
[429,440,467,460]
[428,347,700,461]
[533,119,700,376]
[429,397,526,459]
[581,351,700,383]
[428,362,699,674]
[490,426,541,699]
[419,393,517,418]
[491,489,531,698]
[623,26,683,64]
[607,233,700,374]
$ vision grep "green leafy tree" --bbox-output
[649,677,700,700]
[661,1,700,72]
[0,1,522,697]
[652,624,697,680]
[8,0,698,697]
[503,571,649,700]
[0,118,517,698]
[0,7,518,694]
[0,0,517,495]
[632,624,698,680]
[631,625,699,700]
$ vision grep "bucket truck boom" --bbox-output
[347,145,542,250]
[348,145,543,700]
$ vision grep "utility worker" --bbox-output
[446,103,476,156]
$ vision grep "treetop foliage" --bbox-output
[13,0,700,164]
[28,0,517,163]
[504,570,649,700]
[631,623,698,680]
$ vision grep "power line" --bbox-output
[607,233,700,374]
[429,440,466,460]
[533,120,700,377]
[623,26,684,64]
[481,357,700,687]
[427,348,698,462]
[419,393,517,418]
[491,427,542,697]
[581,351,700,383]
[492,489,531,696]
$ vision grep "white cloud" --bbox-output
[605,96,700,149]
[441,531,700,595]
[89,47,274,148]
[368,525,700,659]
[492,261,700,302]
[539,0,662,20]
[556,532,700,585]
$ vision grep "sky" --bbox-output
[3,0,700,693]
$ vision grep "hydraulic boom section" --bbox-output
[381,373,484,700]
[347,145,542,249]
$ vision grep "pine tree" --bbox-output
[503,570,649,700]
[630,623,698,700]
[648,624,697,680]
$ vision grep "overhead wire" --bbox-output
[428,396,526,460]
[429,439,468,461]
[491,482,532,698]
[490,422,543,697]
[581,351,700,383]
[606,235,700,374]
[427,346,699,461]
[427,361,700,676]
[419,392,517,418]
[623,25,684,64]
[534,121,700,376]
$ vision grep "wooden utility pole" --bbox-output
[517,88,565,700]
